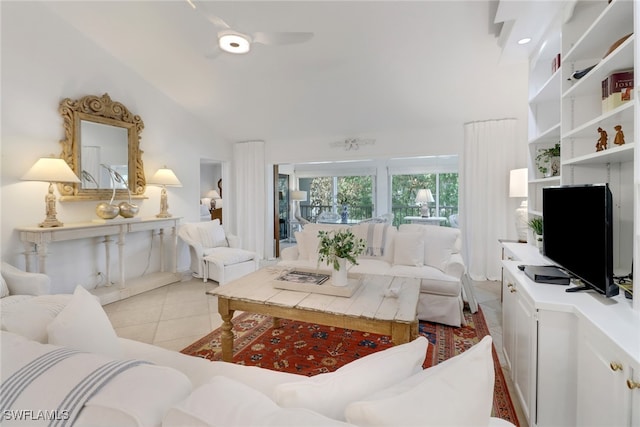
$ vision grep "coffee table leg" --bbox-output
[391,322,411,345]
[273,317,280,328]
[218,298,234,362]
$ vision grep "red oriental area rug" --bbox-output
[181,306,519,425]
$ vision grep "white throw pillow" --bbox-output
[0,272,9,298]
[163,376,349,427]
[344,335,495,427]
[274,336,428,420]
[294,231,309,260]
[393,232,425,267]
[196,222,228,248]
[47,285,123,359]
[1,294,72,343]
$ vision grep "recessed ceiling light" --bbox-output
[518,37,532,45]
[219,32,251,54]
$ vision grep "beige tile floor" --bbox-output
[104,274,526,426]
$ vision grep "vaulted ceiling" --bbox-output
[43,1,552,144]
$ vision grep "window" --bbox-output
[298,175,374,222]
[390,172,459,226]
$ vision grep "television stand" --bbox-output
[565,285,591,293]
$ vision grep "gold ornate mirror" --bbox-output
[58,93,146,200]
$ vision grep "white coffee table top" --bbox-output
[209,268,420,324]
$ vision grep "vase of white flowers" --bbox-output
[317,229,365,286]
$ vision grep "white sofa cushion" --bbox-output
[1,331,191,427]
[399,224,460,271]
[273,336,428,420]
[393,232,425,267]
[47,285,123,359]
[1,294,72,343]
[344,336,494,427]
[203,247,255,265]
[351,223,394,259]
[163,376,350,427]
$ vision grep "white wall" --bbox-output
[0,2,531,287]
[1,2,231,292]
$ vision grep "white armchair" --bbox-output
[1,262,73,343]
[1,261,51,296]
[178,220,259,285]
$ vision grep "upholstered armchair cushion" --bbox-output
[178,221,258,284]
[1,262,51,296]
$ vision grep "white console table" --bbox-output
[17,217,181,304]
[404,216,446,226]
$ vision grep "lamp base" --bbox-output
[156,212,173,218]
[514,201,528,243]
[39,217,64,228]
[419,204,430,218]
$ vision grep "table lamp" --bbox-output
[22,157,81,228]
[415,189,434,218]
[509,168,528,242]
[290,190,308,224]
[148,166,182,218]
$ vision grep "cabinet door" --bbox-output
[502,272,517,372]
[576,323,631,426]
[513,290,535,424]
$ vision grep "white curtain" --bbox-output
[233,141,266,259]
[461,119,517,281]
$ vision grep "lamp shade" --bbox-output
[509,168,528,198]
[22,158,80,183]
[148,167,182,187]
[415,189,434,204]
[290,190,307,202]
[207,190,221,199]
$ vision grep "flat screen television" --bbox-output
[542,183,617,297]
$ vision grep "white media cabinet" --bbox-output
[17,217,181,304]
[501,241,639,426]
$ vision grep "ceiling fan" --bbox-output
[330,138,376,151]
[187,0,314,55]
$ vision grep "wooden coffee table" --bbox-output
[207,268,421,362]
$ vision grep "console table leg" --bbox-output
[36,242,48,274]
[218,298,235,362]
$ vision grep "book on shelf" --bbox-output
[601,69,634,113]
[551,53,561,73]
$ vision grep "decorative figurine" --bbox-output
[614,125,625,146]
[596,127,608,152]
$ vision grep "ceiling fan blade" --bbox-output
[252,32,314,46]
[191,1,231,29]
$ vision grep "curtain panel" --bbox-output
[233,141,267,259]
[461,119,517,281]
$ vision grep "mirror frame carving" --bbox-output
[58,93,146,201]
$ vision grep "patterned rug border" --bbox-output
[181,306,518,426]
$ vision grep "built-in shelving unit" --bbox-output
[560,0,634,277]
[528,0,636,279]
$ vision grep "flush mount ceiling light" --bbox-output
[518,37,532,45]
[218,31,251,54]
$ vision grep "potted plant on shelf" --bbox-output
[536,143,561,178]
[528,217,543,251]
[317,229,366,286]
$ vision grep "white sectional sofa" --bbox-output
[0,264,512,427]
[278,222,468,327]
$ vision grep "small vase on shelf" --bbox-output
[332,257,349,286]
